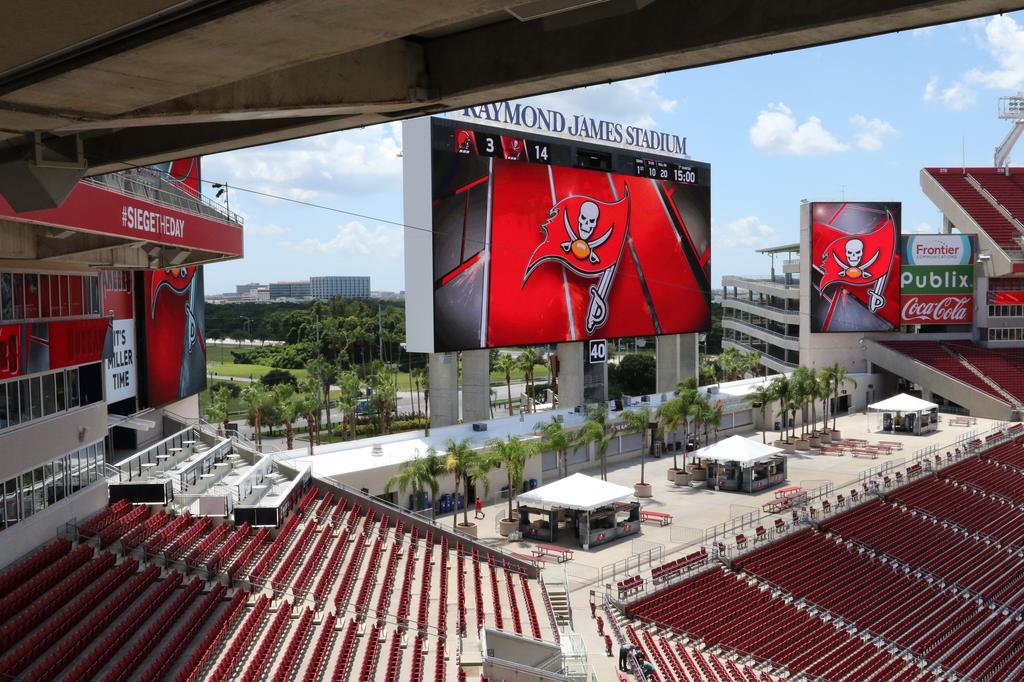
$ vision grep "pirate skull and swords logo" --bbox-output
[832,237,880,279]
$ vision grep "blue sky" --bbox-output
[202,12,1024,295]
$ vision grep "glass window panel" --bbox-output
[44,463,54,506]
[29,377,41,420]
[24,274,38,319]
[55,371,65,412]
[42,373,56,416]
[0,384,6,430]
[0,273,11,321]
[59,275,69,316]
[69,276,83,316]
[11,273,24,319]
[20,473,33,517]
[5,479,18,527]
[53,457,66,503]
[90,277,101,315]
[32,467,45,511]
[68,368,79,409]
[69,450,80,492]
[38,275,51,318]
[19,379,31,423]
[6,383,19,427]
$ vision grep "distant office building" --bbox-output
[269,280,312,300]
[371,290,405,301]
[310,275,370,300]
[236,282,261,296]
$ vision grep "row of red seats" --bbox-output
[293,519,335,595]
[271,519,315,590]
[520,574,542,639]
[0,557,138,676]
[271,606,314,682]
[64,566,178,681]
[240,600,292,681]
[437,537,449,635]
[102,573,204,681]
[165,516,212,561]
[329,497,348,525]
[472,549,485,633]
[183,521,229,567]
[540,580,560,643]
[947,456,1024,505]
[79,499,131,537]
[297,486,319,517]
[249,514,299,582]
[227,527,270,578]
[302,611,337,682]
[456,543,466,635]
[28,563,159,681]
[313,524,351,606]
[333,527,368,611]
[377,526,405,620]
[210,522,251,575]
[435,634,446,682]
[651,547,708,583]
[417,533,433,630]
[121,509,169,549]
[360,624,382,680]
[0,550,113,652]
[312,492,335,521]
[926,169,1022,249]
[395,528,419,626]
[142,582,227,681]
[0,543,92,617]
[891,476,1024,547]
[408,634,425,682]
[624,624,661,682]
[0,538,70,599]
[360,508,378,535]
[176,587,247,682]
[383,628,404,681]
[337,618,360,678]
[211,594,270,680]
[98,504,149,548]
[504,568,522,635]
[354,534,385,619]
[946,340,1024,404]
[144,511,193,555]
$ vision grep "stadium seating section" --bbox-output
[0,487,558,681]
[925,168,1024,251]
[881,340,1024,405]
[617,434,1024,682]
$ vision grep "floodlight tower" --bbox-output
[995,94,1024,171]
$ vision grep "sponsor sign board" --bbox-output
[105,319,137,403]
[810,202,902,332]
[899,234,975,325]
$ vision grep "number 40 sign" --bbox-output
[588,339,607,364]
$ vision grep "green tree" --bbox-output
[494,353,518,417]
[241,383,272,451]
[441,438,475,529]
[574,404,612,480]
[622,407,653,486]
[205,385,232,436]
[370,369,398,435]
[699,357,718,387]
[273,384,300,450]
[519,348,543,413]
[744,385,773,444]
[484,435,536,523]
[337,370,362,440]
[260,368,298,388]
[536,416,572,479]
[690,392,713,447]
[745,350,762,378]
[307,356,338,437]
[386,450,444,518]
[769,375,793,441]
[791,366,815,439]
[609,353,656,397]
[299,377,321,445]
[410,367,426,417]
[823,364,857,431]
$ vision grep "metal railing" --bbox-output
[599,545,664,585]
[85,168,243,226]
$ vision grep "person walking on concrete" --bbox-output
[474,496,484,520]
[618,643,633,671]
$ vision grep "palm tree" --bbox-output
[519,348,543,413]
[241,383,271,451]
[707,401,724,443]
[386,450,444,517]
[817,369,832,435]
[769,375,791,442]
[745,385,772,443]
[825,363,857,432]
[370,369,398,435]
[337,370,361,440]
[659,389,695,473]
[573,404,611,480]
[274,384,300,449]
[442,438,476,529]
[622,407,653,487]
[536,416,572,479]
[484,435,536,523]
[494,354,517,416]
[296,389,319,455]
[205,385,232,436]
[790,366,814,439]
[690,392,713,447]
[699,358,718,387]
[746,351,762,378]
[410,367,425,417]
[308,356,338,437]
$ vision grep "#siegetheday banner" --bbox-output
[899,234,975,325]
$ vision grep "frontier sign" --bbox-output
[900,234,975,325]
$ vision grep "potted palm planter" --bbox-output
[457,522,479,538]
[635,482,653,497]
[673,470,692,486]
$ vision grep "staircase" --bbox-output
[541,566,572,629]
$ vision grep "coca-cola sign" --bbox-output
[900,294,973,324]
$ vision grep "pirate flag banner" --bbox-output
[810,202,901,333]
[142,266,207,407]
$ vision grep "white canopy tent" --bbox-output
[868,393,939,435]
[689,435,784,465]
[868,393,938,412]
[515,473,635,512]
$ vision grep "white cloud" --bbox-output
[246,222,287,236]
[966,15,1024,90]
[203,123,402,201]
[940,82,976,110]
[716,216,778,249]
[515,75,677,129]
[849,115,897,151]
[282,220,401,256]
[923,75,939,101]
[912,26,937,38]
[749,103,848,155]
[908,222,935,234]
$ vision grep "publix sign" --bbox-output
[900,234,975,325]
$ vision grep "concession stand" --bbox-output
[869,393,939,436]
[691,436,787,493]
[515,473,640,550]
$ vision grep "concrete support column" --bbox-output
[428,352,459,428]
[461,349,491,423]
[555,342,585,410]
[655,333,698,394]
